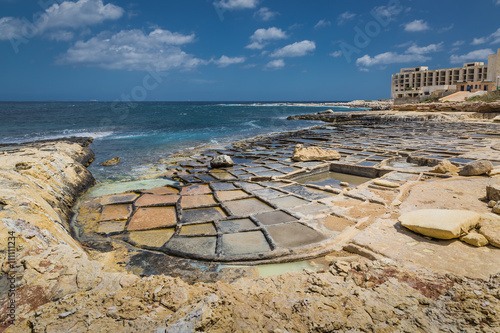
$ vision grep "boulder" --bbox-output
[459,160,493,176]
[486,183,500,201]
[460,230,489,247]
[399,209,481,240]
[292,144,341,162]
[102,157,120,166]
[478,213,500,248]
[430,160,459,176]
[373,179,400,188]
[210,155,234,168]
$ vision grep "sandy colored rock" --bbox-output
[101,157,120,166]
[210,155,234,168]
[460,230,489,247]
[399,209,481,239]
[373,179,400,188]
[479,213,500,248]
[494,202,500,214]
[292,144,341,162]
[493,115,500,123]
[459,160,493,176]
[430,160,460,175]
[489,168,500,176]
[487,183,500,201]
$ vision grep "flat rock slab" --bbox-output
[219,219,257,233]
[225,198,274,216]
[180,184,212,196]
[101,204,132,221]
[100,193,139,205]
[399,209,481,239]
[165,236,217,257]
[142,186,179,195]
[180,194,217,209]
[267,223,327,248]
[181,207,227,223]
[129,228,175,248]
[216,190,250,201]
[222,231,271,256]
[254,210,298,226]
[269,196,309,209]
[179,223,217,236]
[351,218,500,280]
[128,207,177,231]
[97,220,126,234]
[135,194,179,207]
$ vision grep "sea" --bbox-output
[0,102,359,182]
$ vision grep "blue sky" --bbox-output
[0,0,499,101]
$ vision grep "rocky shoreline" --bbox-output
[1,111,500,332]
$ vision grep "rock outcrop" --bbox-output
[210,155,234,168]
[292,144,341,162]
[392,101,500,113]
[101,157,120,166]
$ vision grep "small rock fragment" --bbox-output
[494,202,500,214]
[102,157,120,166]
[488,200,497,208]
[478,213,500,248]
[210,155,234,168]
[373,179,400,188]
[292,144,341,162]
[429,160,459,176]
[459,160,493,176]
[486,184,500,201]
[460,231,489,247]
[340,182,349,187]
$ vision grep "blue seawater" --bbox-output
[0,102,357,181]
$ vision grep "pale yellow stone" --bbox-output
[460,231,489,247]
[374,179,400,188]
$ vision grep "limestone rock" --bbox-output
[493,115,500,123]
[460,230,489,247]
[102,157,120,166]
[318,109,334,115]
[292,144,341,162]
[373,179,400,188]
[494,202,500,214]
[430,160,460,176]
[399,209,481,239]
[486,183,500,201]
[210,155,234,168]
[459,160,493,176]
[488,200,497,208]
[489,168,500,176]
[478,213,500,248]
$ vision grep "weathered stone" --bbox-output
[210,155,234,168]
[459,160,493,176]
[494,202,500,214]
[489,168,500,177]
[373,179,400,188]
[430,160,460,175]
[102,157,120,166]
[460,230,489,247]
[488,200,497,208]
[486,183,500,201]
[399,209,481,239]
[318,109,334,114]
[493,115,500,123]
[292,144,341,162]
[478,213,500,248]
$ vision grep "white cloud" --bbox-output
[314,19,331,29]
[438,24,454,33]
[57,29,203,71]
[265,59,284,69]
[254,7,278,21]
[270,40,316,58]
[46,30,74,41]
[246,27,287,49]
[214,0,258,10]
[356,52,430,67]
[472,28,500,45]
[330,51,342,58]
[406,42,443,54]
[404,19,430,32]
[371,4,403,22]
[496,0,500,5]
[452,40,465,47]
[337,11,356,25]
[450,48,494,64]
[212,55,246,67]
[0,0,124,41]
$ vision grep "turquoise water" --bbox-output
[0,102,355,181]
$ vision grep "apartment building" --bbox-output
[391,48,500,100]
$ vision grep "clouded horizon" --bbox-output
[0,0,499,101]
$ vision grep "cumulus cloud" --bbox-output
[450,48,494,64]
[356,52,430,67]
[0,0,124,41]
[57,29,203,71]
[214,0,258,10]
[265,59,285,69]
[330,51,342,58]
[212,55,246,67]
[406,42,443,54]
[270,40,316,58]
[246,27,287,49]
[404,19,430,32]
[337,12,356,25]
[254,7,278,21]
[314,19,331,29]
[471,28,500,45]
